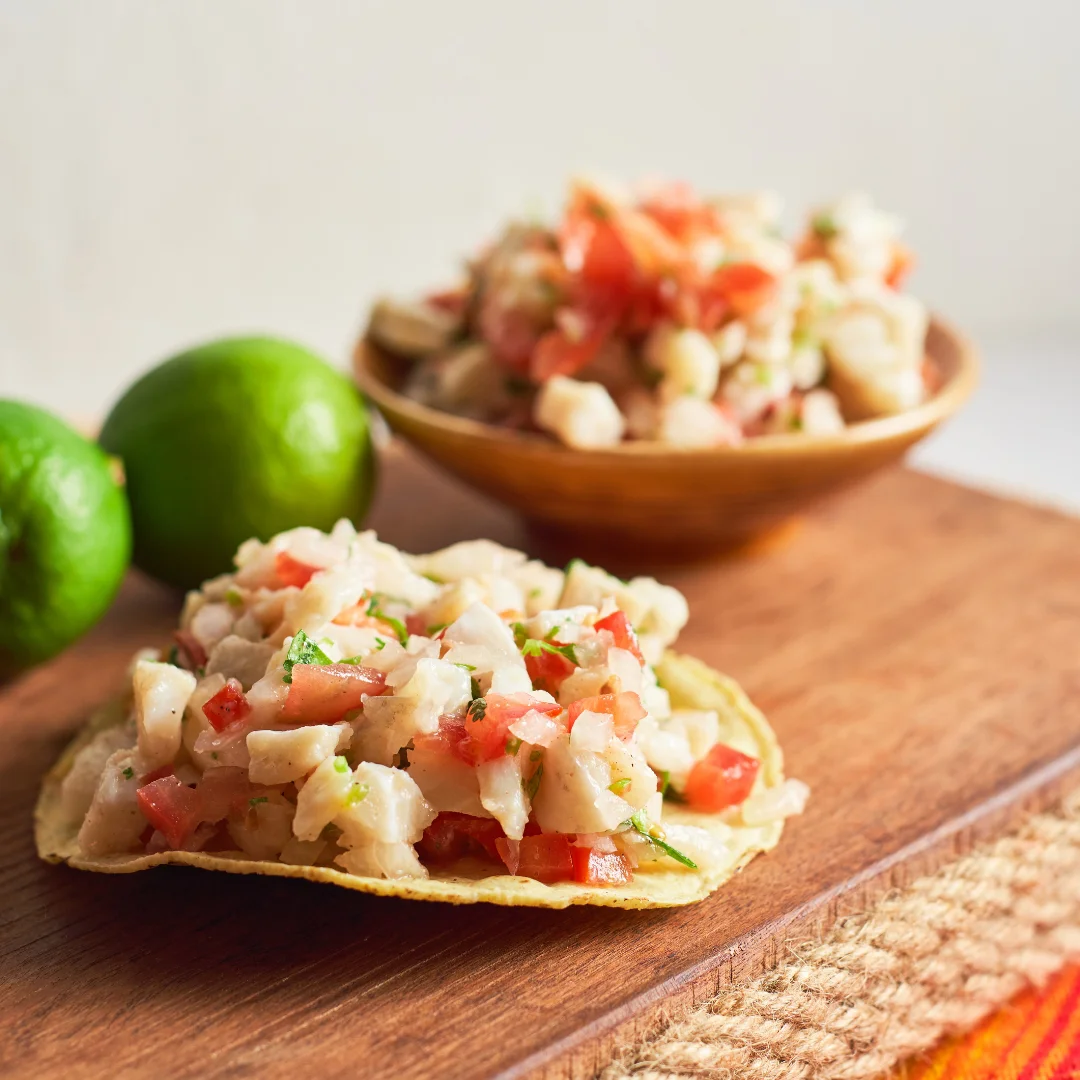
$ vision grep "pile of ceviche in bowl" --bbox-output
[36,523,807,909]
[366,176,936,450]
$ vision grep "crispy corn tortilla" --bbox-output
[35,651,786,909]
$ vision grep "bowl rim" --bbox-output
[354,313,979,461]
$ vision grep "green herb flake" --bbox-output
[347,783,369,806]
[523,763,544,800]
[282,629,333,684]
[658,770,671,797]
[454,662,477,672]
[428,623,448,636]
[374,637,387,651]
[468,697,487,723]
[470,676,482,701]
[608,778,631,795]
[812,212,838,239]
[364,594,409,645]
[624,809,697,869]
[333,756,350,774]
[195,665,206,678]
[211,752,219,760]
[529,749,543,763]
[505,736,523,756]
[167,645,180,666]
[528,587,543,599]
[249,796,269,807]
[122,766,134,780]
[225,586,244,608]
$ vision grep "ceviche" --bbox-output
[38,523,806,908]
[367,177,934,449]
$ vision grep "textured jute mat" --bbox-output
[601,789,1080,1079]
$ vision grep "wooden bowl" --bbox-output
[353,316,977,560]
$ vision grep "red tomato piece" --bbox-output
[136,775,202,850]
[412,713,471,764]
[282,663,386,725]
[201,678,252,732]
[173,629,207,670]
[566,691,646,741]
[417,812,505,863]
[461,693,563,765]
[707,262,776,318]
[275,551,320,589]
[139,764,174,785]
[639,184,724,244]
[529,322,609,383]
[496,834,575,882]
[524,648,577,697]
[593,610,644,664]
[684,744,761,812]
[570,845,633,886]
[885,243,914,290]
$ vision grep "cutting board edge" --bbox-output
[508,742,1080,1080]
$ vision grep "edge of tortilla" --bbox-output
[34,650,786,909]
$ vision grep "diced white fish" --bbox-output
[293,754,355,840]
[335,842,428,879]
[334,762,435,846]
[77,749,147,856]
[530,733,632,834]
[133,660,196,770]
[247,724,350,785]
[59,723,135,824]
[205,636,275,690]
[477,754,529,840]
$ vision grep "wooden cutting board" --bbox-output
[3,448,1080,1080]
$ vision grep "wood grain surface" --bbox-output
[3,448,1080,1080]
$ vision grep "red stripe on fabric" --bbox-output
[1015,968,1080,1080]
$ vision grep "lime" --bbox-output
[100,337,376,590]
[0,401,132,679]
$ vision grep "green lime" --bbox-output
[100,337,376,590]
[0,401,132,679]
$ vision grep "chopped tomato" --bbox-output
[139,764,174,785]
[282,663,386,725]
[684,744,760,812]
[173,628,207,670]
[496,833,575,882]
[412,713,470,764]
[529,322,609,383]
[639,183,724,244]
[201,678,252,732]
[136,775,202,850]
[705,262,776,318]
[593,610,644,664]
[405,612,429,637]
[460,693,563,765]
[275,551,320,589]
[566,691,646,741]
[570,845,633,886]
[524,648,577,697]
[885,243,914,290]
[417,812,505,863]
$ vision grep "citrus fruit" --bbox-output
[99,337,376,590]
[0,401,132,679]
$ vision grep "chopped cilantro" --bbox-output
[454,662,477,672]
[347,783,369,806]
[374,637,387,651]
[225,586,244,608]
[512,621,578,665]
[608,778,631,795]
[468,697,487,723]
[195,665,206,678]
[211,752,219,760]
[624,809,697,868]
[528,587,543,599]
[505,736,522,756]
[122,766,134,780]
[364,594,409,644]
[428,623,448,636]
[421,572,443,584]
[470,676,481,700]
[564,557,585,576]
[523,763,543,800]
[249,796,269,807]
[812,212,838,239]
[529,749,543,763]
[282,629,332,684]
[167,645,180,666]
[333,756,349,774]
[658,770,671,797]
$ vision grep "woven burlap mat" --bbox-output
[601,789,1080,1079]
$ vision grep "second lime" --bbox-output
[100,337,376,590]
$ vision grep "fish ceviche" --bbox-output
[42,523,807,907]
[367,176,935,449]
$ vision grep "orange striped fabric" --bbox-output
[895,965,1080,1080]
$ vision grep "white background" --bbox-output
[1,1,1077,506]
